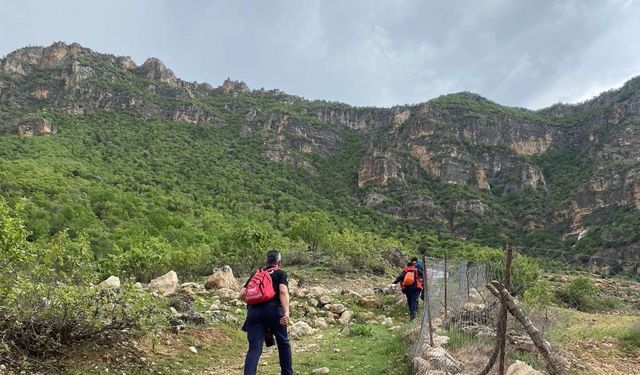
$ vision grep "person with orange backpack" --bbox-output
[239,250,293,375]
[393,261,423,320]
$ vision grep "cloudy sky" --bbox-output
[1,0,639,109]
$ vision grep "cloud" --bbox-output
[0,0,639,108]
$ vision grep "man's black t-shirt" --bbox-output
[244,268,289,306]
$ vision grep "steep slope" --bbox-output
[0,42,638,269]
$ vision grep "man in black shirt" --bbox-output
[239,250,292,375]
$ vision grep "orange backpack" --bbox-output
[401,267,416,287]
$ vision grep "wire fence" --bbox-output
[410,246,640,375]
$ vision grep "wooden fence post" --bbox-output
[487,281,563,375]
[498,245,513,375]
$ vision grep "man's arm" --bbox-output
[279,284,290,326]
[238,287,247,302]
[393,272,405,284]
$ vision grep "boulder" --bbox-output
[148,271,179,296]
[358,296,381,308]
[327,303,346,315]
[421,346,464,373]
[97,276,120,290]
[310,286,331,298]
[290,321,315,338]
[180,282,204,295]
[313,317,329,330]
[338,310,354,326]
[319,295,332,305]
[342,290,362,299]
[205,265,239,290]
[506,360,543,375]
[215,287,237,299]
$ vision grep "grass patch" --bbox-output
[444,327,480,350]
[547,306,640,357]
[261,325,409,374]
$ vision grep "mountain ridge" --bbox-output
[0,42,638,271]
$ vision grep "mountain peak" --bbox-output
[138,57,177,86]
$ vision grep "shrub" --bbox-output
[618,321,640,354]
[523,280,553,307]
[349,324,373,337]
[556,276,612,312]
[0,200,164,360]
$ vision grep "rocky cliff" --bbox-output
[1,42,638,264]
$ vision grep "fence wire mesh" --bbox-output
[411,248,640,375]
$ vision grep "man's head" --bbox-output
[410,256,418,263]
[266,250,282,266]
[407,261,414,267]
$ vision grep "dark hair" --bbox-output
[266,250,281,266]
[410,256,419,262]
[407,261,414,267]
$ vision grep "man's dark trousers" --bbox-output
[243,301,293,375]
[405,287,421,320]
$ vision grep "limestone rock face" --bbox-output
[148,271,179,296]
[205,266,239,290]
[220,78,250,95]
[357,155,404,187]
[138,58,178,86]
[1,116,56,136]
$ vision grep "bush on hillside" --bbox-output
[619,321,640,353]
[0,200,163,359]
[556,276,616,312]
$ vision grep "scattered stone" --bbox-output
[134,282,144,290]
[215,287,237,299]
[305,306,318,315]
[506,360,543,375]
[421,346,464,373]
[313,317,329,329]
[188,346,198,354]
[325,315,337,325]
[180,282,203,295]
[312,367,330,374]
[308,298,319,307]
[338,310,354,326]
[169,307,179,316]
[310,286,331,298]
[97,276,121,290]
[148,271,179,296]
[381,317,393,325]
[327,303,346,315]
[319,295,332,305]
[205,265,239,290]
[358,296,381,308]
[342,290,362,299]
[290,321,315,338]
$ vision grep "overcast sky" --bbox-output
[1,0,639,109]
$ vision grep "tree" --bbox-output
[287,212,334,253]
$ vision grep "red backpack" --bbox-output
[244,266,279,305]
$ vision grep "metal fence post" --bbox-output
[444,253,448,320]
